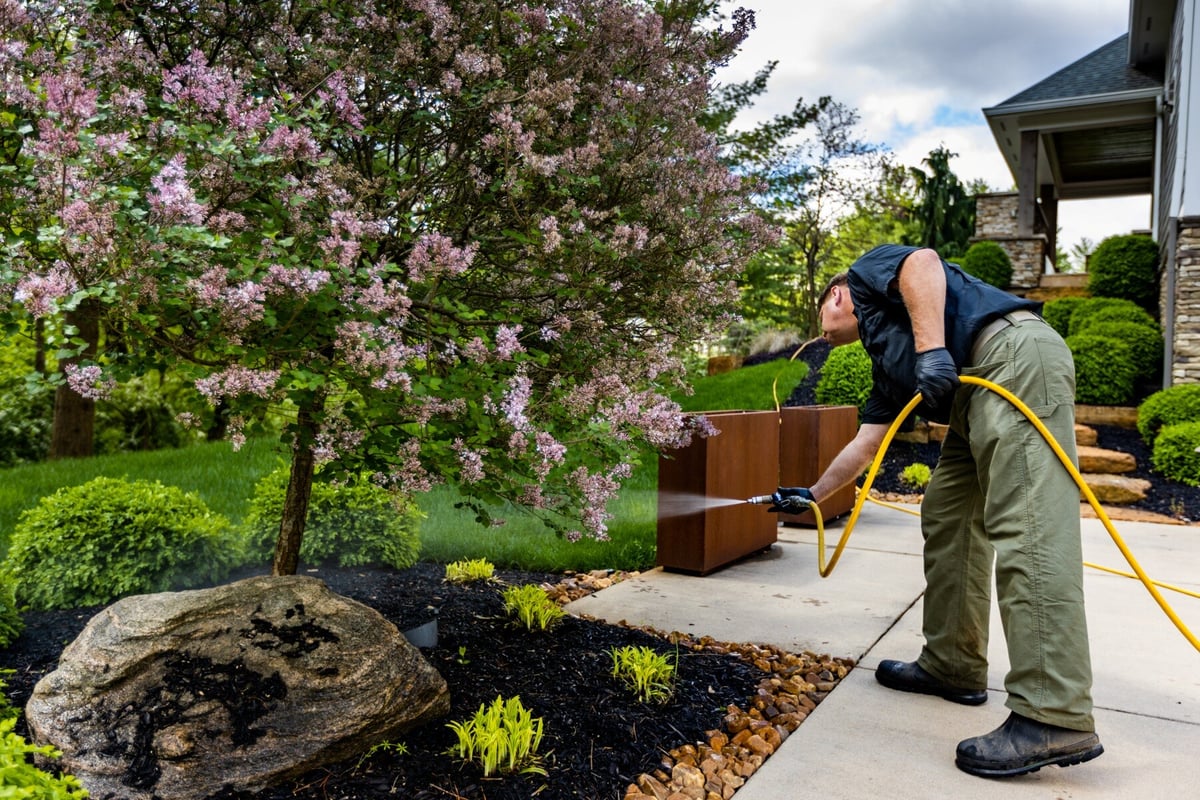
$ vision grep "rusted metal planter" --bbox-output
[778,405,858,526]
[656,410,779,575]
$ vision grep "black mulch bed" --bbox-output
[751,342,1200,523]
[1,563,767,800]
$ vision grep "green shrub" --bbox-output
[94,373,195,455]
[0,717,88,799]
[1087,233,1159,311]
[1066,334,1136,405]
[1041,297,1088,339]
[0,334,53,468]
[958,241,1013,288]
[1137,384,1200,444]
[900,462,932,490]
[1067,297,1156,337]
[243,467,422,569]
[1079,321,1162,384]
[1150,420,1200,486]
[815,342,873,414]
[1,477,239,611]
[0,573,22,648]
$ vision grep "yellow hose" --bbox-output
[799,375,1200,652]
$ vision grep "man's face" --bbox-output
[819,285,860,346]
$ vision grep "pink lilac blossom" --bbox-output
[452,439,486,483]
[228,415,247,452]
[533,431,566,480]
[538,216,562,253]
[64,364,115,401]
[195,365,280,404]
[316,70,365,131]
[149,154,205,225]
[263,264,330,296]
[13,262,78,318]
[499,372,532,431]
[313,416,366,463]
[494,324,524,359]
[405,232,478,282]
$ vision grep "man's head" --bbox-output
[818,272,860,346]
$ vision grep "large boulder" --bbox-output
[26,575,449,800]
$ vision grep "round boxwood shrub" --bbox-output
[1087,233,1159,311]
[1150,420,1200,486]
[1,477,239,611]
[815,341,873,415]
[1081,321,1162,384]
[1066,334,1136,405]
[1041,296,1088,339]
[958,241,1013,288]
[1067,297,1156,337]
[0,573,23,648]
[1137,383,1200,444]
[243,468,422,569]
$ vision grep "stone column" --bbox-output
[1170,218,1200,384]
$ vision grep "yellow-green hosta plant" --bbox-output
[610,645,677,704]
[501,584,565,631]
[445,558,497,584]
[900,462,932,490]
[446,695,546,777]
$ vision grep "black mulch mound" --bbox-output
[1,563,766,800]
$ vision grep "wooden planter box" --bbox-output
[656,411,779,575]
[778,405,858,527]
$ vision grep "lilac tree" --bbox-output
[0,0,768,574]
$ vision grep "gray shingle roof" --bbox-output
[993,34,1161,108]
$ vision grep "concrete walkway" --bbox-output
[565,502,1200,799]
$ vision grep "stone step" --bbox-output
[1077,445,1136,474]
[1081,473,1151,504]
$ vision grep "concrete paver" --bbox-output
[564,502,1200,800]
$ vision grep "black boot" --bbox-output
[875,660,987,705]
[956,711,1103,777]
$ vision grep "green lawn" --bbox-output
[0,357,806,571]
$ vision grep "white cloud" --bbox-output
[717,0,1149,248]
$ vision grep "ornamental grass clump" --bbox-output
[446,695,546,777]
[445,558,497,584]
[610,645,677,704]
[501,584,565,631]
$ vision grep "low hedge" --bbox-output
[1151,420,1200,486]
[1137,384,1200,445]
[1066,334,1136,405]
[815,342,873,415]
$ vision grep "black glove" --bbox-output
[915,347,960,412]
[768,487,815,514]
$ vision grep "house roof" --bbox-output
[982,33,1162,200]
[992,35,1161,110]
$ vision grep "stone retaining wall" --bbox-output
[1170,219,1200,384]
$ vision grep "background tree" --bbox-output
[775,101,883,337]
[0,0,769,574]
[910,146,976,258]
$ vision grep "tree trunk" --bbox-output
[272,398,323,576]
[48,298,101,460]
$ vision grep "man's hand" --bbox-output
[915,347,959,412]
[768,487,815,514]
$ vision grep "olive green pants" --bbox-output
[917,316,1095,731]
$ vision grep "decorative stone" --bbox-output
[27,575,450,800]
[1077,445,1137,474]
[1082,473,1152,504]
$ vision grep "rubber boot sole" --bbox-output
[956,742,1104,778]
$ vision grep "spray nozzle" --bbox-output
[745,495,776,505]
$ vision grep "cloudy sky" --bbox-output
[716,0,1151,257]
